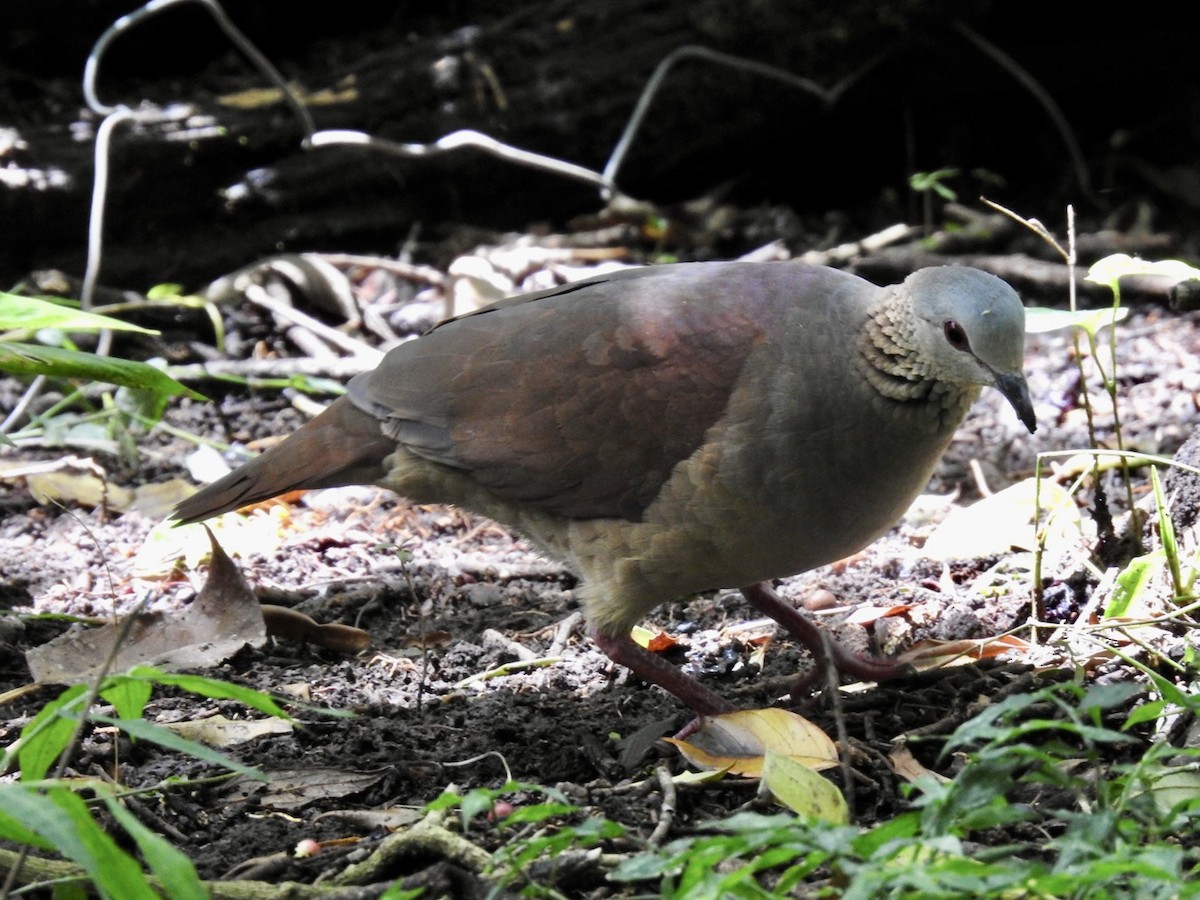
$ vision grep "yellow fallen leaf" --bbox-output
[664,708,838,777]
[762,750,848,822]
[630,624,678,652]
[26,471,133,510]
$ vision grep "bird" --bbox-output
[173,261,1036,716]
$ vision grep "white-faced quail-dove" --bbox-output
[173,261,1036,715]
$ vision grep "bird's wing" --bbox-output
[350,262,841,520]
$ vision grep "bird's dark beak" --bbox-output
[994,372,1036,433]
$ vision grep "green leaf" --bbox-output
[1123,698,1167,730]
[123,666,297,720]
[0,293,158,334]
[145,283,186,300]
[1152,466,1178,561]
[460,786,498,828]
[500,801,577,826]
[610,847,684,883]
[909,168,959,193]
[100,676,154,722]
[0,786,57,850]
[210,371,346,396]
[1086,254,1200,288]
[0,784,159,900]
[853,811,922,858]
[1105,551,1165,618]
[761,751,849,822]
[425,788,464,813]
[103,796,208,900]
[1141,668,1197,709]
[1150,466,1184,599]
[16,684,88,781]
[379,887,427,900]
[1024,305,1129,336]
[0,342,203,399]
[115,382,172,425]
[932,181,957,201]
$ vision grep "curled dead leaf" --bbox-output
[262,605,371,653]
[630,624,680,653]
[897,634,1031,670]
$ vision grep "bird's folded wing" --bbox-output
[349,263,841,521]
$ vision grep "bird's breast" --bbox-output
[584,375,959,605]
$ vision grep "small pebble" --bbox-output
[802,589,838,610]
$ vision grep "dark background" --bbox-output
[3,0,1198,289]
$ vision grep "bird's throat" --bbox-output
[857,306,974,430]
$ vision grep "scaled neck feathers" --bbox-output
[857,286,978,430]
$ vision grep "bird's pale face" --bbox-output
[907,268,1035,432]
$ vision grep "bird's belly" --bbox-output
[563,430,948,632]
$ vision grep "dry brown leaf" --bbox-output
[26,527,267,683]
[163,714,293,748]
[262,605,371,653]
[842,603,916,627]
[222,767,390,811]
[897,634,1031,670]
[887,741,951,785]
[396,630,454,650]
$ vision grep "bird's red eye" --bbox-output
[944,320,970,351]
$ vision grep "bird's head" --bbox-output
[905,266,1036,433]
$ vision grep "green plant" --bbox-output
[909,168,959,233]
[0,666,294,897]
[0,291,201,462]
[426,779,625,895]
[0,292,198,407]
[612,680,1199,899]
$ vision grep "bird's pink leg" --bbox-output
[741,582,911,692]
[589,626,736,716]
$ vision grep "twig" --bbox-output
[798,223,916,267]
[317,254,449,288]
[310,128,617,195]
[646,764,678,848]
[548,612,583,657]
[482,628,540,662]
[954,21,1095,205]
[241,285,383,363]
[0,375,46,434]
[166,357,376,383]
[818,629,857,823]
[603,45,884,195]
[85,0,314,139]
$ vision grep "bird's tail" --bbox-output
[172,396,395,524]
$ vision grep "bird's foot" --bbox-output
[740,582,913,695]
